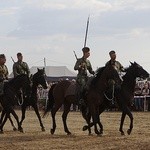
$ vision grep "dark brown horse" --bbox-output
[43,63,120,135]
[83,62,149,135]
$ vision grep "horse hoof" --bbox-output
[13,127,17,131]
[51,129,54,135]
[121,132,125,135]
[67,132,71,135]
[18,128,24,133]
[82,126,88,131]
[97,134,102,137]
[127,129,131,135]
[88,133,93,136]
[41,128,45,132]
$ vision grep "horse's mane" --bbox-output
[90,66,106,88]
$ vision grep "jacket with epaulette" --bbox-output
[13,61,30,77]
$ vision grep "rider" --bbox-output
[13,52,30,77]
[13,52,30,99]
[105,50,126,104]
[74,47,95,109]
[106,50,125,77]
[0,54,9,96]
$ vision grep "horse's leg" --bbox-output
[62,102,71,135]
[19,104,27,132]
[91,105,100,135]
[32,104,45,131]
[10,109,23,132]
[84,111,92,135]
[0,109,11,134]
[0,109,5,125]
[119,111,126,135]
[83,103,106,134]
[125,107,133,135]
[97,115,103,135]
[51,103,62,135]
[8,115,17,131]
[119,105,133,135]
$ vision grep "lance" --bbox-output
[11,56,15,63]
[84,15,90,47]
[73,51,78,60]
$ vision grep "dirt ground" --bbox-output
[0,110,149,150]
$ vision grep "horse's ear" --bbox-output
[37,68,39,71]
[130,61,134,65]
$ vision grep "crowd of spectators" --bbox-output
[134,80,150,111]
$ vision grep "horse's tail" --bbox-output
[43,83,57,117]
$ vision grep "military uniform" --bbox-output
[13,61,30,77]
[74,47,94,107]
[0,55,9,95]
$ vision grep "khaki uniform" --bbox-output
[74,57,94,103]
[13,61,30,77]
[0,65,9,95]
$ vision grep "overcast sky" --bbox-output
[1,0,150,74]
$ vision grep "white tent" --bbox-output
[9,66,76,80]
[30,66,76,77]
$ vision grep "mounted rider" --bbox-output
[74,47,95,109]
[13,52,30,77]
[105,50,126,99]
[13,52,30,100]
[0,54,9,96]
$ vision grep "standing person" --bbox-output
[0,54,9,95]
[13,52,30,77]
[74,47,94,109]
[142,81,149,111]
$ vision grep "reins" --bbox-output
[104,84,115,101]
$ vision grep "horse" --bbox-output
[19,68,48,132]
[0,74,31,133]
[43,63,120,135]
[83,62,149,135]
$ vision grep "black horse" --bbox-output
[19,68,48,132]
[83,62,149,135]
[0,74,31,133]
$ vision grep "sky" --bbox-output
[0,0,150,74]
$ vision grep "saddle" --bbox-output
[65,82,76,97]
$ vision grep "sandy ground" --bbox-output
[0,110,149,150]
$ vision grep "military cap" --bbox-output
[0,54,6,58]
[82,47,90,53]
[17,52,22,56]
[109,50,116,55]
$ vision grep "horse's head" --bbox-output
[32,68,48,89]
[129,62,149,79]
